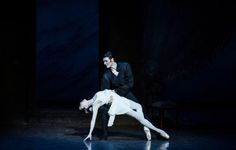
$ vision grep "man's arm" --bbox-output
[101,73,111,90]
[115,63,134,96]
[124,63,134,88]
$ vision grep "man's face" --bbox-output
[103,57,113,68]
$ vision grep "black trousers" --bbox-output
[98,104,110,138]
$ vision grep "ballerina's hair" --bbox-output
[79,99,91,114]
[79,100,88,109]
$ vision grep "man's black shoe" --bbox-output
[100,134,108,140]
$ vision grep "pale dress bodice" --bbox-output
[92,89,132,126]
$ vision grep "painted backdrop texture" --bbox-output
[36,0,99,102]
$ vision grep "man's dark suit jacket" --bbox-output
[101,62,137,101]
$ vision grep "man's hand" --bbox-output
[111,68,119,76]
[84,134,92,141]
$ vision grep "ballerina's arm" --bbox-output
[84,100,103,141]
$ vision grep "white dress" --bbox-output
[92,89,133,126]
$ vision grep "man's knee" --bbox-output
[126,92,138,102]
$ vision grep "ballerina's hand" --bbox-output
[83,134,92,141]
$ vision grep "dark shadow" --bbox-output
[65,127,145,140]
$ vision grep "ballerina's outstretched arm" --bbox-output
[84,101,103,141]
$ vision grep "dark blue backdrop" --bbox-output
[36,0,99,102]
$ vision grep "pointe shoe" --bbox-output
[144,127,151,141]
[160,131,170,140]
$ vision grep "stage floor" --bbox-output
[0,124,236,150]
[0,109,236,149]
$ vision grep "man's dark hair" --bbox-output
[103,51,113,59]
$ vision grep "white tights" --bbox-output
[126,100,168,136]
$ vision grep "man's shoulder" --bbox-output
[118,62,129,65]
[117,62,130,67]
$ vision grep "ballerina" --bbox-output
[79,89,170,141]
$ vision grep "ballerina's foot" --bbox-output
[160,131,170,140]
[144,127,151,141]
